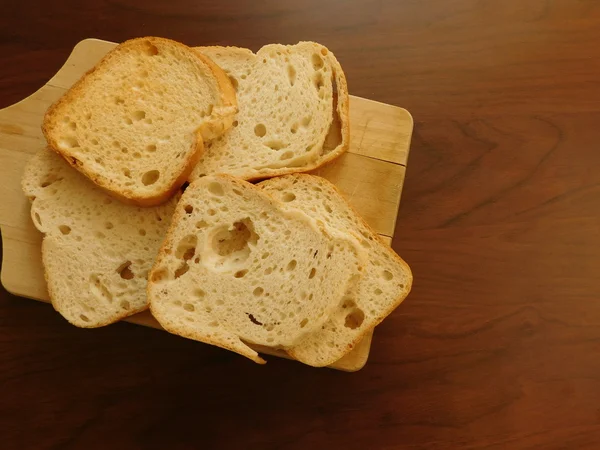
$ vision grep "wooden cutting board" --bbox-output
[0,39,412,371]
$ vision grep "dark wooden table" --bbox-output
[2,1,600,448]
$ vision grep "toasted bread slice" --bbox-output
[259,174,412,367]
[190,42,349,181]
[148,175,364,363]
[21,149,178,327]
[43,37,237,206]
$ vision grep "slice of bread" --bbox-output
[189,42,349,181]
[148,175,365,364]
[259,174,412,367]
[43,37,237,206]
[22,149,178,327]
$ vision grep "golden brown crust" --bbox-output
[43,37,236,207]
[257,173,412,366]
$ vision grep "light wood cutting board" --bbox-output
[0,39,412,371]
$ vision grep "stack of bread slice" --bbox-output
[22,36,412,367]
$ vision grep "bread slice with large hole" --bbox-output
[189,42,348,181]
[43,37,237,206]
[22,149,178,327]
[148,174,365,364]
[259,174,412,367]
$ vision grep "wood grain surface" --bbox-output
[2,1,600,449]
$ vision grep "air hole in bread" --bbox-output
[265,140,286,151]
[254,124,267,137]
[313,71,324,91]
[212,220,258,258]
[375,288,383,295]
[280,150,294,160]
[265,267,273,275]
[194,289,205,298]
[174,262,189,279]
[176,235,197,260]
[183,303,195,312]
[58,225,71,235]
[196,220,208,229]
[142,170,160,186]
[261,252,270,259]
[122,168,131,178]
[208,182,224,196]
[139,229,146,236]
[345,308,365,329]
[116,300,130,311]
[68,121,77,131]
[247,313,263,326]
[232,120,239,127]
[234,269,248,278]
[382,270,393,280]
[287,64,296,86]
[115,96,125,105]
[321,48,328,56]
[311,53,324,70]
[150,268,168,282]
[95,231,105,239]
[229,76,238,91]
[105,222,114,230]
[301,116,312,127]
[60,137,80,148]
[290,123,298,134]
[184,204,193,214]
[143,41,159,56]
[342,298,356,309]
[132,110,146,121]
[208,209,216,216]
[300,318,309,328]
[117,261,134,280]
[286,260,297,271]
[324,203,333,213]
[125,117,133,125]
[309,267,317,279]
[80,314,90,322]
[90,274,113,303]
[253,287,264,296]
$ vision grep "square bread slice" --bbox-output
[189,42,349,181]
[43,37,237,206]
[21,149,178,327]
[148,175,365,364]
[259,174,412,367]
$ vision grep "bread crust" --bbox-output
[43,37,237,207]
